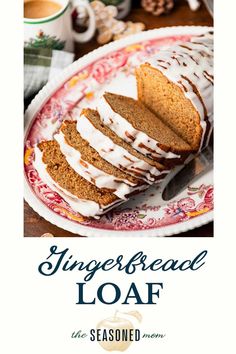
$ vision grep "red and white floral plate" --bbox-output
[24,26,213,237]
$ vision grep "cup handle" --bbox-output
[72,0,96,43]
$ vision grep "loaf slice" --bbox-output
[33,140,123,218]
[136,32,213,151]
[54,120,146,200]
[97,92,192,166]
[76,109,169,184]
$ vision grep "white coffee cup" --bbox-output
[24,0,96,52]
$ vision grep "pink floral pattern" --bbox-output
[24,33,213,232]
[91,51,128,84]
[86,184,213,230]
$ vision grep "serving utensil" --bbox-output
[162,146,213,201]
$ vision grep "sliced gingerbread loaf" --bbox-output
[76,108,169,184]
[136,31,213,151]
[33,140,123,218]
[97,92,193,167]
[54,120,146,200]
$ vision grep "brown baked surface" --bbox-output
[38,140,119,206]
[103,92,192,155]
[60,120,144,187]
[136,64,203,151]
[80,108,166,174]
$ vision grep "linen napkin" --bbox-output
[24,47,75,99]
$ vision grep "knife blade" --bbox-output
[202,0,214,17]
[162,146,213,201]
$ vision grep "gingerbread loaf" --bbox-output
[33,140,124,218]
[76,108,169,184]
[136,31,213,151]
[54,120,147,200]
[97,92,193,167]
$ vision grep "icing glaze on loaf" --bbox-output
[97,95,180,160]
[54,130,147,200]
[77,114,169,184]
[34,146,123,218]
[145,31,213,150]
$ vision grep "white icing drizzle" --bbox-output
[33,146,122,218]
[77,114,169,184]
[54,130,147,200]
[146,31,214,150]
[97,96,180,160]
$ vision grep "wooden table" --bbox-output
[24,0,213,237]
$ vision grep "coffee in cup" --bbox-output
[24,0,62,19]
[24,0,96,51]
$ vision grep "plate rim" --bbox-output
[24,25,213,237]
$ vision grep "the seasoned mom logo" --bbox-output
[71,311,166,351]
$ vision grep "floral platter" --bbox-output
[24,26,213,237]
